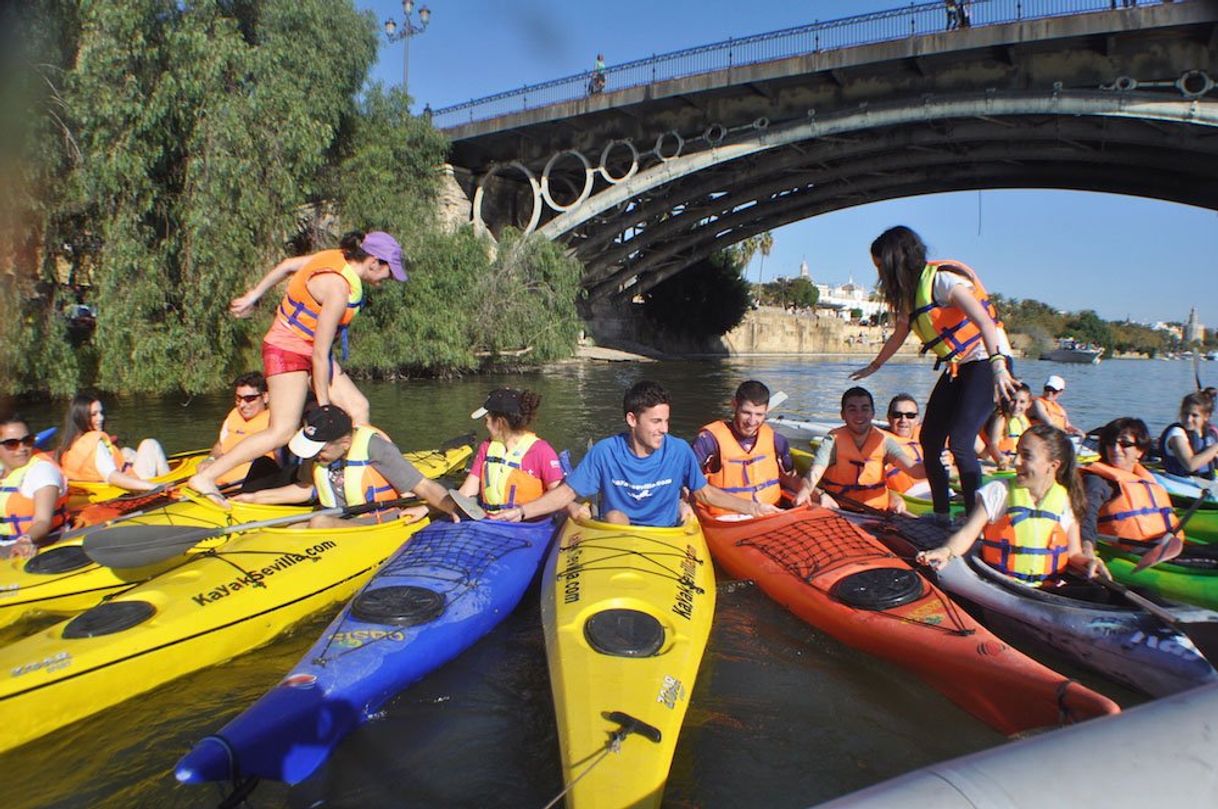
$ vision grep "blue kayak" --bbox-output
[174,517,556,786]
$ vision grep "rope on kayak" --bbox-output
[204,733,261,809]
[538,711,662,809]
[556,533,707,591]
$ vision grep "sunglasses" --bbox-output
[891,411,918,420]
[0,435,35,450]
[1115,439,1142,449]
[235,393,263,403]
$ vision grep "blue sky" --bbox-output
[358,0,1217,325]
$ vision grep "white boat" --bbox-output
[1041,338,1103,364]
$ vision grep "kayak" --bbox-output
[1097,539,1218,611]
[0,511,428,753]
[542,516,714,809]
[855,511,1218,696]
[0,443,473,632]
[815,682,1218,809]
[65,448,208,511]
[175,516,556,786]
[1153,469,1215,500]
[699,506,1118,735]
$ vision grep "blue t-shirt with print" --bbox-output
[566,433,708,527]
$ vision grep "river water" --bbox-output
[2,355,1204,809]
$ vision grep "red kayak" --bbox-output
[697,506,1119,734]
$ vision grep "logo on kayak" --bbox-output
[0,583,18,596]
[11,651,71,678]
[905,601,944,626]
[190,540,337,607]
[657,674,685,709]
[561,544,582,605]
[671,544,699,621]
[281,673,318,689]
[331,629,407,649]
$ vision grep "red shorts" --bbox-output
[261,341,312,377]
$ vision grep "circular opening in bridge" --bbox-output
[599,140,639,184]
[703,123,727,146]
[654,130,684,162]
[752,117,770,131]
[541,149,593,212]
[1177,70,1213,99]
[473,161,541,237]
[1113,76,1137,92]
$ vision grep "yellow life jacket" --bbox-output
[479,433,546,511]
[0,455,69,537]
[313,426,398,508]
[980,482,1072,585]
[910,261,1004,370]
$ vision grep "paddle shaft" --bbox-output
[1130,488,1211,572]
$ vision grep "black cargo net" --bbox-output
[555,531,705,592]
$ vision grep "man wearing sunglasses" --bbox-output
[198,372,281,489]
[0,414,68,560]
[884,394,931,499]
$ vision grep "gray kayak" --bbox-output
[815,682,1218,809]
[852,512,1218,697]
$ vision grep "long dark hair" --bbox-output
[870,226,927,316]
[1022,423,1085,521]
[57,393,101,462]
[493,390,543,431]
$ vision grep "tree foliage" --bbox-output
[991,293,1177,358]
[641,252,751,339]
[756,277,819,310]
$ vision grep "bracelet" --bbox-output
[988,353,1006,365]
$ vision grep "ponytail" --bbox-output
[339,230,371,262]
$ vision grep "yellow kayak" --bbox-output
[541,517,715,809]
[65,449,209,511]
[0,511,427,753]
[0,443,473,632]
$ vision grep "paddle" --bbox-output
[34,426,57,449]
[1130,489,1210,572]
[83,496,418,568]
[1091,575,1218,662]
[769,390,789,411]
[447,488,486,521]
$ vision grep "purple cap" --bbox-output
[361,231,407,282]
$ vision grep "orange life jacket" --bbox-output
[59,431,127,482]
[700,421,782,516]
[479,434,547,512]
[1083,461,1175,544]
[275,250,365,353]
[1034,397,1068,430]
[821,426,890,510]
[980,482,1072,585]
[884,426,924,494]
[0,454,69,538]
[910,260,1005,371]
[312,426,398,508]
[216,407,273,486]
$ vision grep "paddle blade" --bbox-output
[1180,619,1218,665]
[447,489,486,521]
[83,524,217,568]
[1132,534,1186,573]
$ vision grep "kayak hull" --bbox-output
[1098,540,1218,611]
[700,506,1118,735]
[0,514,427,753]
[542,517,714,809]
[859,513,1218,696]
[174,517,555,785]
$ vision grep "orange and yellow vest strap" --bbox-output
[980,482,1072,584]
[479,433,545,511]
[821,426,889,509]
[216,407,274,486]
[0,455,68,537]
[885,427,924,493]
[910,261,1004,369]
[1034,397,1067,430]
[1084,461,1175,543]
[313,426,398,508]
[700,420,782,516]
[275,250,365,358]
[60,431,127,482]
[996,413,1029,459]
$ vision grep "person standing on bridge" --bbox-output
[589,53,606,95]
[849,226,1017,525]
[945,0,961,30]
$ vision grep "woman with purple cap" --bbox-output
[188,230,407,504]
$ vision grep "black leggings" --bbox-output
[920,358,1013,515]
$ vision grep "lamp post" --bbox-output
[383,0,431,102]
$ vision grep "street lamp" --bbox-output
[384,0,431,102]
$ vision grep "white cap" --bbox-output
[1044,375,1066,392]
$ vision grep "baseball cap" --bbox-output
[1044,375,1066,392]
[361,231,407,282]
[288,405,354,458]
[471,389,523,420]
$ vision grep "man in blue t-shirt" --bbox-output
[491,380,780,527]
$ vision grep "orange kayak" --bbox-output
[697,506,1119,734]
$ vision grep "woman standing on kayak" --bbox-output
[456,388,566,516]
[187,231,407,503]
[1081,418,1176,555]
[918,424,1107,583]
[57,394,169,493]
[851,226,1017,521]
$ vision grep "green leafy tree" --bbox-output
[642,252,751,339]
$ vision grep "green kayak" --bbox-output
[1165,495,1218,543]
[1097,539,1218,611]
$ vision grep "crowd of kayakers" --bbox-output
[4,225,1216,599]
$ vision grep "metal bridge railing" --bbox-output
[433,0,1145,129]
